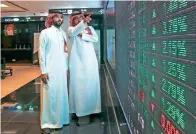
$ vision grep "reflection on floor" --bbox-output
[1,66,131,134]
[1,65,41,98]
[1,78,105,134]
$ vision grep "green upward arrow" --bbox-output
[151,90,155,99]
[151,120,155,130]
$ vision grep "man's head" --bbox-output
[52,13,64,28]
[45,12,64,28]
[72,15,84,26]
[70,11,84,26]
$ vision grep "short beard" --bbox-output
[53,22,62,28]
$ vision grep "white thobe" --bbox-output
[39,25,69,129]
[68,20,101,117]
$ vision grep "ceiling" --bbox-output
[1,0,103,17]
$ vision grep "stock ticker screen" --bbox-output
[115,1,196,134]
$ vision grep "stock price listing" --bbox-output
[126,1,196,134]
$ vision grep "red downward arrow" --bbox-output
[151,103,155,112]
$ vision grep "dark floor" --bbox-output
[1,78,107,134]
[0,78,106,134]
[1,68,130,134]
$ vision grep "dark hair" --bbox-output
[71,12,90,17]
[71,12,82,16]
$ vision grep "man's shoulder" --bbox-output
[86,26,94,31]
[60,28,66,33]
[40,28,49,35]
[60,29,67,37]
[41,28,55,37]
[68,26,74,30]
[88,26,94,29]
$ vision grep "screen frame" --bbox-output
[105,0,116,81]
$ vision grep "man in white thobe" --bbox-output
[39,12,69,133]
[67,11,101,126]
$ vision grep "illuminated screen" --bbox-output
[106,0,116,70]
[115,1,196,134]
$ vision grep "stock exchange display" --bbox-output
[115,1,196,134]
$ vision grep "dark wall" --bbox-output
[1,21,45,63]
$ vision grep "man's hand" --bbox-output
[83,14,92,23]
[85,27,92,35]
[41,73,49,84]
[77,33,82,38]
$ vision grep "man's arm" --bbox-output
[67,14,92,37]
[81,26,98,43]
[39,30,49,84]
[67,20,87,37]
[62,31,69,71]
[39,30,48,74]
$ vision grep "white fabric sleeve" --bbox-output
[81,26,98,43]
[61,31,69,71]
[38,30,48,74]
[67,20,87,36]
[65,54,69,71]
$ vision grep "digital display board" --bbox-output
[115,1,196,134]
